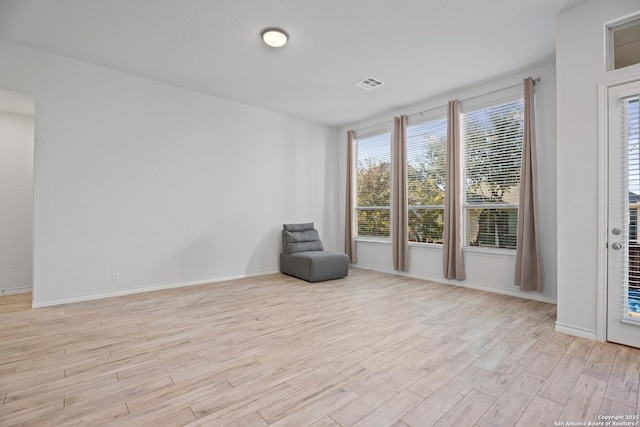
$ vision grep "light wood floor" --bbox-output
[1,269,639,426]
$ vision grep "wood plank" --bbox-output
[225,411,268,427]
[605,348,640,407]
[409,350,480,398]
[0,398,63,426]
[564,337,596,361]
[525,354,562,378]
[476,353,530,398]
[266,387,358,427]
[511,330,554,358]
[403,365,489,426]
[599,398,636,418]
[476,371,545,427]
[310,418,341,427]
[472,339,521,371]
[346,348,427,395]
[331,366,424,427]
[514,396,563,427]
[351,390,423,427]
[559,373,607,422]
[64,375,174,408]
[283,346,375,392]
[582,342,617,380]
[464,326,513,355]
[126,376,233,414]
[3,372,118,406]
[433,389,495,427]
[183,382,295,426]
[138,408,198,427]
[190,383,294,418]
[538,355,586,404]
[13,402,129,427]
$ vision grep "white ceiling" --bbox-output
[0,0,590,128]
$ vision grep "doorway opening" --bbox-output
[0,89,35,299]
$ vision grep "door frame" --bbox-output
[597,68,640,342]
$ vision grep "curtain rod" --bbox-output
[353,76,541,134]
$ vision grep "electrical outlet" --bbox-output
[112,273,120,282]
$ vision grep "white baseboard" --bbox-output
[554,322,598,341]
[31,264,559,309]
[32,270,280,308]
[0,287,32,296]
[352,264,557,305]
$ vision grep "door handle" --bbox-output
[612,228,622,235]
[611,242,622,250]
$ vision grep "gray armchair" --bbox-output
[279,223,349,282]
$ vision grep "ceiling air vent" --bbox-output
[355,77,384,90]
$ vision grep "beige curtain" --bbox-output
[515,78,541,291]
[392,116,409,271]
[345,130,357,263]
[443,100,466,280]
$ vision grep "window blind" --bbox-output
[406,118,447,243]
[356,132,391,237]
[623,96,640,319]
[462,98,524,248]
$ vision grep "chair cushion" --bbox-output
[283,229,324,254]
[280,251,349,282]
[283,222,314,232]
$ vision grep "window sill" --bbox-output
[355,237,391,245]
[463,246,516,258]
[408,242,443,250]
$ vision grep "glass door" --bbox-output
[607,80,640,347]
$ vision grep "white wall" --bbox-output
[556,0,640,339]
[339,62,558,304]
[0,42,339,306]
[0,111,33,294]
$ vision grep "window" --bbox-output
[407,118,447,244]
[356,131,391,238]
[462,98,524,249]
[624,96,640,317]
[608,17,640,70]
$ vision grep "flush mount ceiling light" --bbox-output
[261,28,288,47]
